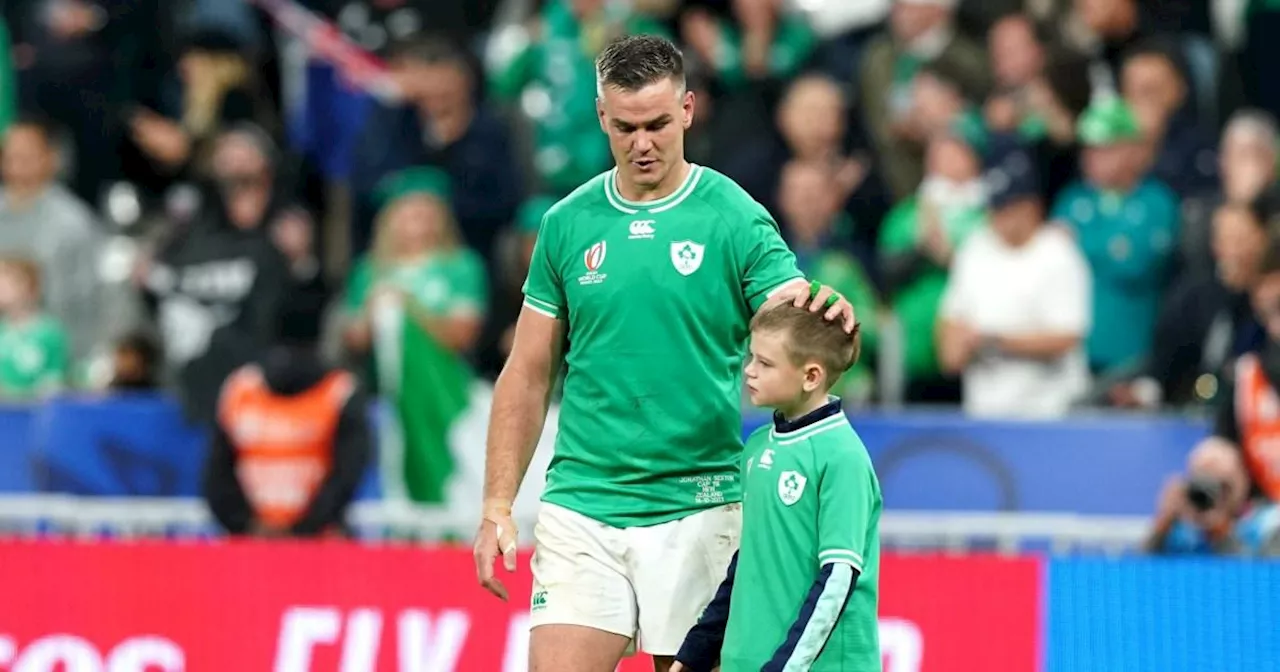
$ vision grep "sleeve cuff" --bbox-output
[523,295,561,319]
[819,548,864,572]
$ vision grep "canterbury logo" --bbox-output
[629,220,656,239]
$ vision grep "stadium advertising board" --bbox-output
[0,541,1040,672]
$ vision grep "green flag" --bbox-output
[346,250,488,504]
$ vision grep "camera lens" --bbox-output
[1186,477,1222,512]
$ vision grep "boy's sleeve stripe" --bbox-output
[522,296,560,318]
[819,549,864,571]
[766,563,857,671]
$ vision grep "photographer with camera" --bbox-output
[1146,242,1280,556]
[1143,437,1269,556]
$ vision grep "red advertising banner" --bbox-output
[0,541,1040,672]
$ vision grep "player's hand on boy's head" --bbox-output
[473,499,519,601]
[776,280,856,333]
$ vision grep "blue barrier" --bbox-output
[0,397,1210,515]
[746,412,1207,515]
[1046,557,1280,672]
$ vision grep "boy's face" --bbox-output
[744,329,823,408]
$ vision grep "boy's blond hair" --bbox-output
[750,303,861,391]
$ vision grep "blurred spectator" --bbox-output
[879,130,986,402]
[204,304,371,539]
[0,117,102,359]
[680,0,815,90]
[341,168,487,505]
[143,125,291,423]
[778,159,879,404]
[799,0,890,84]
[1144,437,1278,556]
[726,74,868,225]
[352,35,521,260]
[860,0,990,200]
[8,0,170,203]
[106,331,159,391]
[984,13,1091,201]
[1180,109,1279,280]
[0,255,67,400]
[938,143,1091,418]
[1214,242,1280,504]
[477,195,555,379]
[1069,0,1152,91]
[1052,97,1178,375]
[270,206,330,344]
[487,0,667,196]
[126,27,275,191]
[1120,38,1217,198]
[1111,199,1269,410]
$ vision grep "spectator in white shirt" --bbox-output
[937,142,1092,418]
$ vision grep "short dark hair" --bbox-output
[595,34,685,94]
[750,303,861,391]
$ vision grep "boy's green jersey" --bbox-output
[522,164,804,527]
[722,410,882,671]
[0,314,67,399]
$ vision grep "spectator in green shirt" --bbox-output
[778,160,880,405]
[487,0,668,195]
[878,128,987,401]
[681,0,816,90]
[0,255,67,400]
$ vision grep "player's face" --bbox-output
[597,77,695,191]
[744,329,821,409]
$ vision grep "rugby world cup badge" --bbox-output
[579,241,608,285]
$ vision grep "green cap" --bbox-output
[374,166,452,209]
[1077,96,1143,146]
[516,195,557,234]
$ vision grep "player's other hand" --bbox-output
[776,280,856,333]
[473,498,519,601]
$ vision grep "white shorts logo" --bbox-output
[671,240,705,276]
[778,471,806,505]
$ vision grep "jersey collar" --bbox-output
[772,396,843,436]
[604,163,704,214]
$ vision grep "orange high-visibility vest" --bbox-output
[217,366,354,529]
[1234,353,1280,501]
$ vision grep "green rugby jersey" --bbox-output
[721,407,881,671]
[0,314,68,399]
[522,163,804,527]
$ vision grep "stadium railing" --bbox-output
[0,494,1150,554]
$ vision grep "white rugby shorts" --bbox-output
[528,502,742,655]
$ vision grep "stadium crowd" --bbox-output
[8,0,1280,531]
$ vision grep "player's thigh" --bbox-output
[530,503,638,640]
[628,503,743,655]
[529,624,631,672]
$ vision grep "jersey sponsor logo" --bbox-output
[628,220,656,239]
[670,240,705,276]
[579,241,608,285]
[778,470,807,505]
[758,449,774,469]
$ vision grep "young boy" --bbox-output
[0,256,69,400]
[672,302,882,672]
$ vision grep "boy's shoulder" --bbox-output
[811,423,873,468]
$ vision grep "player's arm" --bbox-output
[762,452,874,672]
[736,209,856,330]
[476,212,567,600]
[674,550,739,672]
